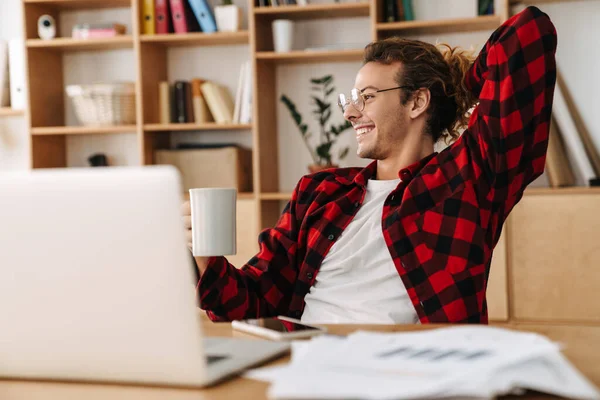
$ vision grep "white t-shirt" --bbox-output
[301,178,419,325]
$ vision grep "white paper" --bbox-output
[246,326,600,400]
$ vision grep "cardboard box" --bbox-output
[155,146,253,193]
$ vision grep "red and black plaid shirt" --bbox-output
[198,6,557,324]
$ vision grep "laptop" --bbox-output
[0,166,290,387]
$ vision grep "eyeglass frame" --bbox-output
[337,85,414,113]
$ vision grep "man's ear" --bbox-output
[410,88,430,120]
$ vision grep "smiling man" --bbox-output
[189,6,557,324]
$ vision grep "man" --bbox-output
[182,6,557,324]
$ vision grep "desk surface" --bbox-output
[1,314,599,400]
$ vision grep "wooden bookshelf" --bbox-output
[256,49,364,64]
[260,192,293,201]
[20,0,513,238]
[0,107,24,117]
[31,125,137,135]
[377,15,502,35]
[140,31,249,47]
[23,0,131,9]
[253,2,370,19]
[26,36,134,51]
[144,123,252,132]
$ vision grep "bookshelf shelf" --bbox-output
[140,31,250,47]
[253,3,370,20]
[377,15,501,35]
[23,0,131,10]
[0,108,24,117]
[509,0,590,3]
[31,125,137,135]
[260,192,292,201]
[144,123,253,132]
[26,36,134,51]
[256,49,364,64]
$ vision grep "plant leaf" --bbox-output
[339,147,350,160]
[320,108,331,126]
[311,77,324,85]
[316,142,333,161]
[326,87,336,97]
[311,96,329,112]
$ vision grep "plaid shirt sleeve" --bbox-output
[463,6,557,216]
[196,178,305,322]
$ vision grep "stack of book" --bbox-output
[143,0,219,35]
[71,23,127,39]
[256,0,305,7]
[158,60,252,125]
[383,0,414,22]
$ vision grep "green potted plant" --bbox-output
[215,0,242,32]
[281,75,352,173]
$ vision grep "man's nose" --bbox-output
[343,103,360,121]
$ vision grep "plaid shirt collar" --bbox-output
[335,151,440,187]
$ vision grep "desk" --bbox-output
[1,314,599,400]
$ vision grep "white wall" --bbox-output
[0,0,598,191]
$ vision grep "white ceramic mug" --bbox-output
[189,188,237,257]
[272,19,294,53]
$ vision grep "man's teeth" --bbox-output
[356,127,374,135]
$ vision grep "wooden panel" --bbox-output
[377,15,501,35]
[0,108,24,117]
[510,193,600,323]
[260,200,284,232]
[140,32,249,47]
[23,0,131,9]
[260,192,292,201]
[227,198,260,268]
[256,49,364,64]
[138,44,167,126]
[31,125,137,135]
[27,50,64,127]
[23,4,58,39]
[487,226,509,321]
[144,123,252,132]
[142,132,170,166]
[26,36,134,51]
[31,135,66,168]
[253,3,370,20]
[254,61,278,193]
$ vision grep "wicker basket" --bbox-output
[66,82,136,126]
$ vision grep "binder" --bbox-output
[143,0,156,35]
[173,81,189,123]
[187,0,217,33]
[168,0,200,33]
[0,40,10,107]
[155,0,173,34]
[8,39,25,110]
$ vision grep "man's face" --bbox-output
[343,62,411,160]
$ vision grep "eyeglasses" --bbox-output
[337,86,413,113]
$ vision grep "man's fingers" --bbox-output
[181,201,191,216]
[185,230,193,249]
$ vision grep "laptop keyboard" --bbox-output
[206,354,228,365]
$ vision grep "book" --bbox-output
[143,0,156,35]
[0,40,10,107]
[155,0,173,34]
[190,78,213,123]
[233,62,246,123]
[200,81,234,124]
[169,0,200,33]
[187,0,217,33]
[158,81,171,124]
[173,81,189,123]
[239,61,252,124]
[8,39,25,110]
